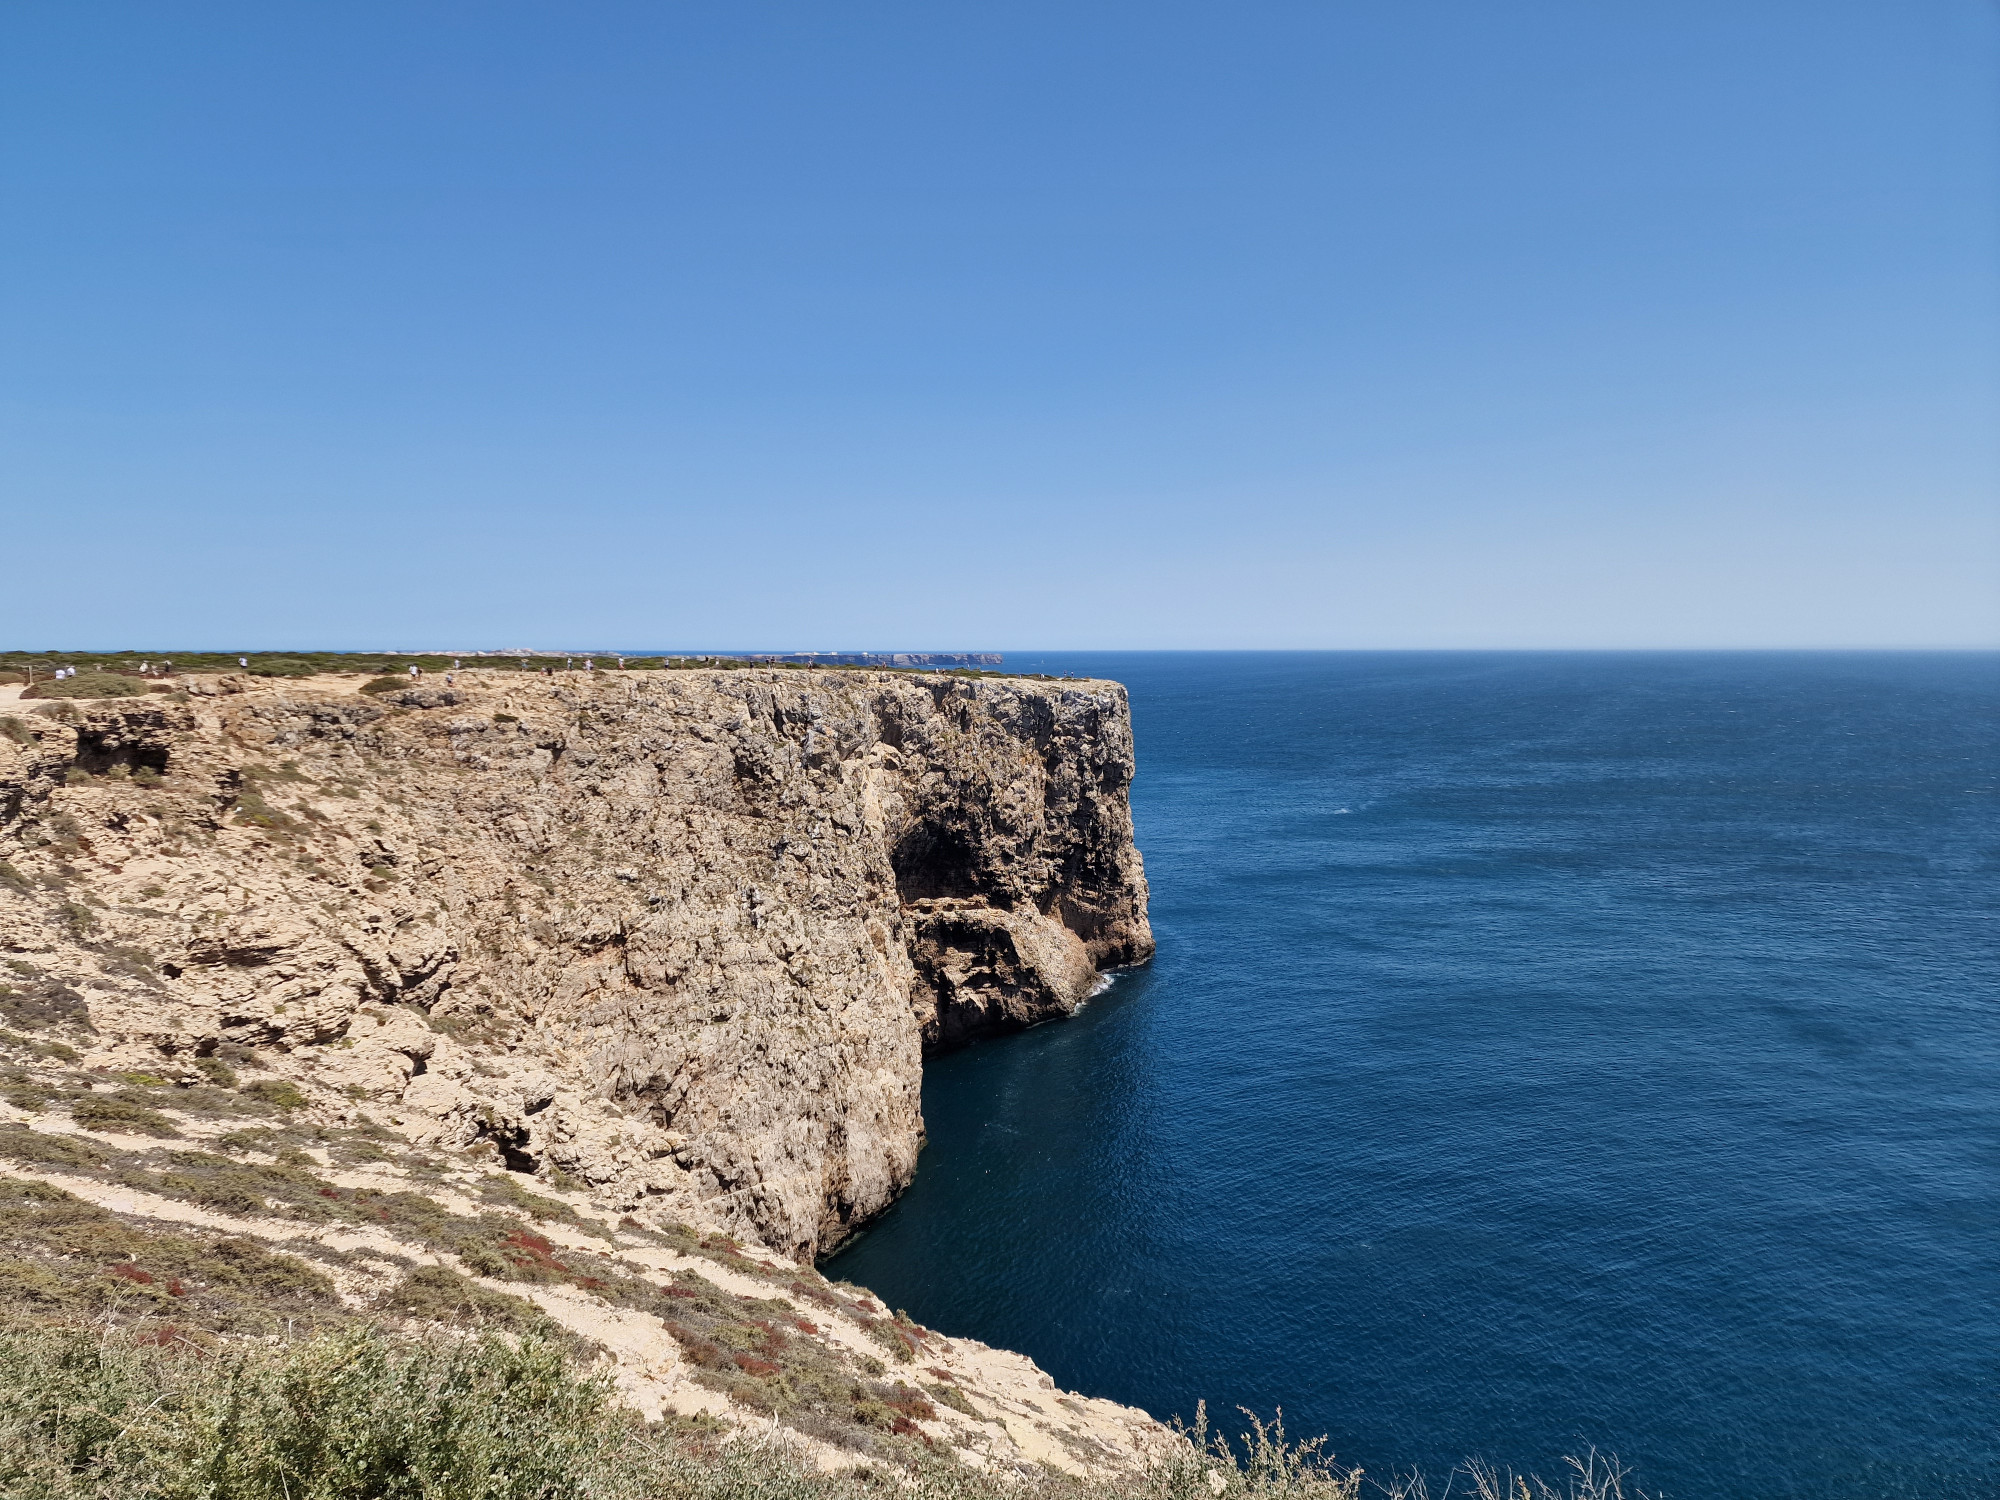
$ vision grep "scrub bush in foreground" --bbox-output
[0,1323,1642,1500]
[0,1326,637,1500]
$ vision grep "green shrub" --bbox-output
[0,1030,80,1064]
[202,1236,339,1303]
[0,977,91,1032]
[19,674,148,700]
[244,659,320,678]
[0,1258,86,1312]
[862,1315,918,1363]
[0,1125,105,1170]
[456,1243,513,1279]
[145,1150,330,1219]
[96,945,162,984]
[928,1381,979,1418]
[190,1057,238,1088]
[377,1265,553,1337]
[476,1172,599,1232]
[0,1326,643,1500]
[71,1095,181,1139]
[359,676,410,696]
[239,1078,306,1111]
[230,788,303,835]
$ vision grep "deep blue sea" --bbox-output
[826,653,1999,1499]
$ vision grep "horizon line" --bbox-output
[4,645,1996,657]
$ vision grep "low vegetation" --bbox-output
[0,1318,1646,1500]
[0,1325,638,1500]
[18,674,150,701]
[0,1079,1645,1497]
[0,1178,339,1335]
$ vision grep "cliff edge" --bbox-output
[0,668,1151,1257]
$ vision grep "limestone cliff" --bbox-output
[0,668,1151,1258]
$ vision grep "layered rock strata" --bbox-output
[0,669,1151,1258]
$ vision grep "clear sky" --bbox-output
[2,3,1995,650]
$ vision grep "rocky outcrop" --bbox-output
[0,669,1150,1259]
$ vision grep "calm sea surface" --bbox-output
[825,653,1998,1499]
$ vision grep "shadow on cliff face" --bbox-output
[893,818,1126,1057]
[73,727,171,779]
[890,822,985,904]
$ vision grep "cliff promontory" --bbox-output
[0,667,1158,1471]
[0,668,1151,1255]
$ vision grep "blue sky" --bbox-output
[2,3,1994,650]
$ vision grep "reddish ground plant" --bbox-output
[501,1228,571,1276]
[663,1323,731,1372]
[884,1386,936,1422]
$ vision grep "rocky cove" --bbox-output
[0,666,1167,1473]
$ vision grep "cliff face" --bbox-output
[0,669,1151,1259]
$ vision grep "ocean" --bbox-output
[825,652,1998,1498]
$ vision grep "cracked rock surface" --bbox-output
[0,668,1151,1259]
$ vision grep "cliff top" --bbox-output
[0,652,1114,691]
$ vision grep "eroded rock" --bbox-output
[0,668,1151,1258]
